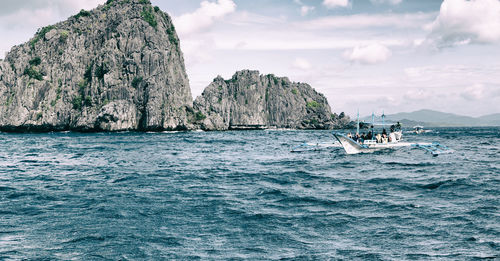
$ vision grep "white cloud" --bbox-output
[300,13,435,30]
[174,0,236,36]
[343,43,392,64]
[0,0,105,58]
[403,89,433,101]
[427,0,500,47]
[292,58,312,70]
[323,0,350,9]
[181,37,216,67]
[300,5,315,16]
[461,84,485,101]
[370,0,402,5]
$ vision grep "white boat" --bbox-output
[412,125,432,134]
[332,111,452,156]
[332,131,453,156]
[292,111,453,156]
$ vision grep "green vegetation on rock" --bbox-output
[166,25,179,46]
[95,63,108,81]
[141,6,157,28]
[132,77,143,88]
[74,9,91,20]
[194,112,206,121]
[23,67,44,81]
[30,25,56,49]
[72,96,83,110]
[306,101,320,108]
[84,64,93,83]
[29,57,41,66]
[59,31,69,43]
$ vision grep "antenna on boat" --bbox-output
[356,109,360,135]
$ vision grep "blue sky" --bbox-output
[1,0,499,117]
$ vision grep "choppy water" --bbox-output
[0,128,499,260]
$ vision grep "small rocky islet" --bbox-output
[0,0,351,132]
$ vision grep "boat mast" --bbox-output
[372,112,375,140]
[356,109,360,135]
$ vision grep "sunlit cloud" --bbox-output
[426,0,500,48]
[322,0,350,9]
[174,0,236,36]
[370,0,402,5]
[343,43,392,64]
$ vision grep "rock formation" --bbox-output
[0,0,192,131]
[194,70,350,130]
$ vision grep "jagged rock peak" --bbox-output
[0,0,193,132]
[194,70,350,130]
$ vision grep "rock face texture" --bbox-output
[194,70,349,130]
[0,0,192,131]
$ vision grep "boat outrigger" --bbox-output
[292,111,454,156]
[332,111,453,156]
[332,132,453,156]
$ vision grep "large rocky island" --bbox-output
[0,0,192,131]
[194,70,350,130]
[0,0,350,132]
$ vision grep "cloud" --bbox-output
[0,0,105,58]
[426,0,500,47]
[403,89,433,101]
[174,0,236,36]
[343,43,392,64]
[323,0,350,9]
[292,58,312,70]
[300,13,435,30]
[300,6,315,16]
[370,0,402,5]
[0,0,104,16]
[461,84,485,101]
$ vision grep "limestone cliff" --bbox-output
[194,70,350,130]
[0,0,192,131]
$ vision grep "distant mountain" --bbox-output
[478,113,500,126]
[361,109,500,127]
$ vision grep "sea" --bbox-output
[0,127,498,260]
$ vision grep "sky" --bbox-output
[1,0,499,117]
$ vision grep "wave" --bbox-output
[384,161,436,167]
[64,235,112,244]
[417,178,472,190]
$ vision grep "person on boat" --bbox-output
[382,129,387,136]
[366,131,373,140]
[376,133,382,143]
[382,133,388,143]
[347,132,352,139]
[389,132,396,142]
[395,122,402,131]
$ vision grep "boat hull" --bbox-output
[332,132,427,155]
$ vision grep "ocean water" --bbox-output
[0,127,498,260]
